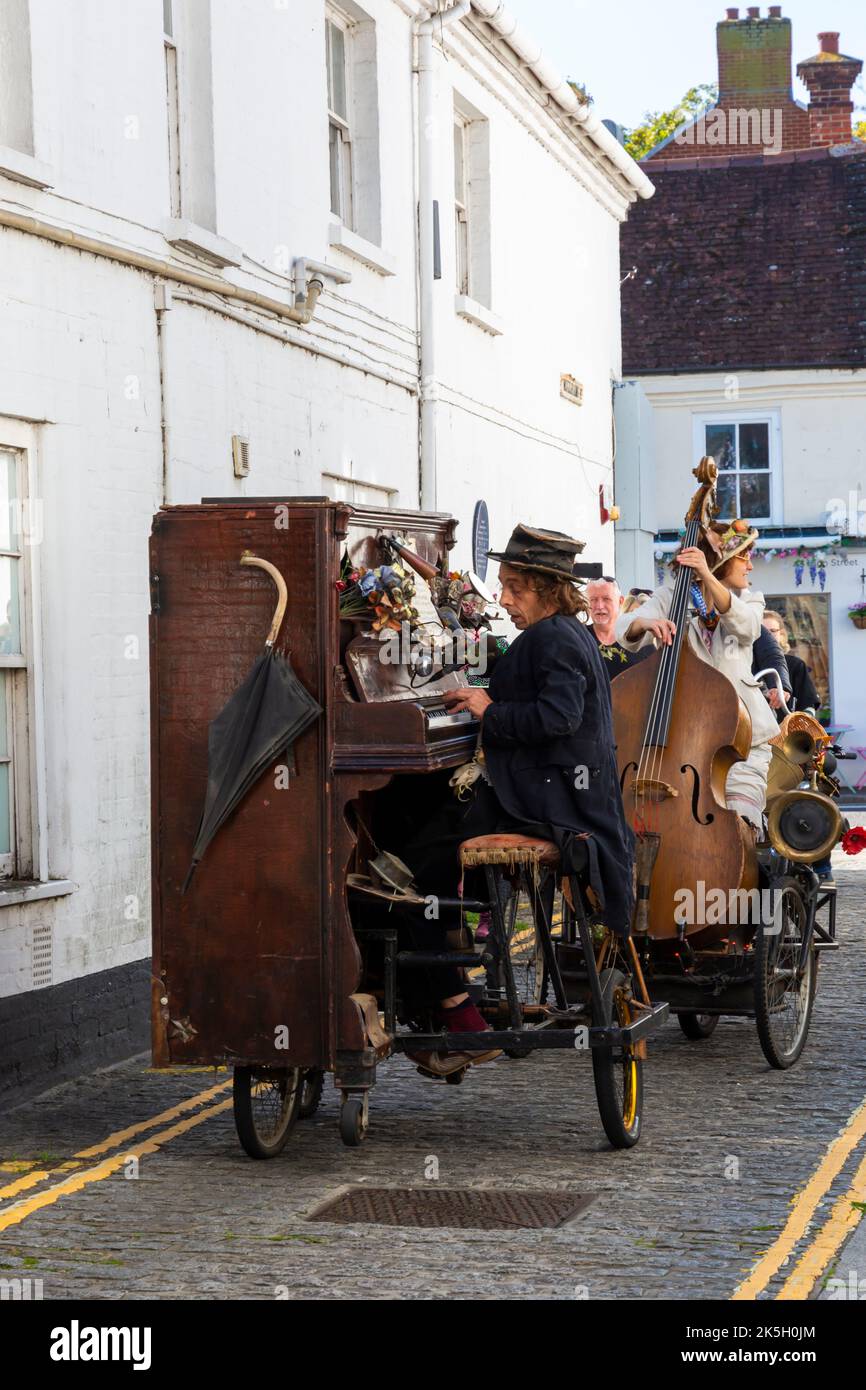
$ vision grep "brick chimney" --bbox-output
[797,33,863,148]
[717,7,793,105]
[651,10,811,161]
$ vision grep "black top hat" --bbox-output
[487,523,588,582]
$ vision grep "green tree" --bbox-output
[855,119,866,142]
[624,84,718,162]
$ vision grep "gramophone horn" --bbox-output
[767,789,842,863]
[781,728,817,764]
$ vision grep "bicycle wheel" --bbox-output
[298,1068,325,1119]
[233,1066,302,1159]
[591,967,643,1148]
[754,877,817,1070]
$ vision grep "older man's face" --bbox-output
[587,580,621,626]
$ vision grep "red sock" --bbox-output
[435,998,490,1032]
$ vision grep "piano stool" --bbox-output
[351,831,604,1045]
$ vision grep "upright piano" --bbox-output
[149,499,479,1074]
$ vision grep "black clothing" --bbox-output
[384,613,635,1009]
[482,614,635,935]
[389,780,554,1008]
[588,626,652,682]
[752,628,791,696]
[786,652,820,713]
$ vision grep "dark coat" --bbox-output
[752,628,791,695]
[481,614,635,934]
[786,653,820,713]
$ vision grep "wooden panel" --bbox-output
[150,504,330,1068]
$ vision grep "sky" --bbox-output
[504,0,866,131]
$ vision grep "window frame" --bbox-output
[0,433,43,884]
[452,92,492,315]
[0,0,36,158]
[454,114,470,296]
[326,10,355,229]
[692,410,782,525]
[163,1,182,218]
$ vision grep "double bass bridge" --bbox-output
[632,777,680,803]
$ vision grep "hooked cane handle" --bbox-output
[240,552,288,647]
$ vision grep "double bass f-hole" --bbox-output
[620,760,637,794]
[621,758,712,826]
[681,763,714,826]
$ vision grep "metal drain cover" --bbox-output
[308,1186,595,1231]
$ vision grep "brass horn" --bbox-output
[766,788,842,863]
[782,728,818,764]
[767,712,830,798]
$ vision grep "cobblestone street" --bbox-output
[2,846,864,1302]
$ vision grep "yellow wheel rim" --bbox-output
[615,991,639,1132]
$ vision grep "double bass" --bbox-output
[611,458,758,945]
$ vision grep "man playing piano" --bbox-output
[390,524,635,1077]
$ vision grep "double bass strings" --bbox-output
[635,518,701,837]
[648,518,699,789]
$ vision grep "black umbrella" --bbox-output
[181,552,322,893]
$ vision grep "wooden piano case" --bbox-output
[149,498,464,1075]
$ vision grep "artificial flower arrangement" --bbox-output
[336,553,419,632]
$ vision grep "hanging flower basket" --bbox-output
[848,603,866,630]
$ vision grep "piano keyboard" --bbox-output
[424,705,477,732]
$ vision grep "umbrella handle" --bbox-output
[240,552,288,647]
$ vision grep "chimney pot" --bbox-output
[725,7,739,17]
[818,32,840,55]
[768,5,782,16]
[747,6,760,18]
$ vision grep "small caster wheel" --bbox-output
[298,1068,324,1119]
[339,1093,368,1147]
[504,1045,530,1059]
[677,1012,719,1042]
[445,1067,466,1085]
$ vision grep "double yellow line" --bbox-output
[733,1097,866,1300]
[0,1080,232,1233]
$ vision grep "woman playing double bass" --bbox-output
[614,518,778,832]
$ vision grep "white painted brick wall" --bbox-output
[0,0,641,1000]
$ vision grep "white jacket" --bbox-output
[614,572,778,748]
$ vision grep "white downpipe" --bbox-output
[468,0,654,200]
[416,0,470,512]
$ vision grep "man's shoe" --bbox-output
[408,1048,502,1078]
[407,997,503,1075]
